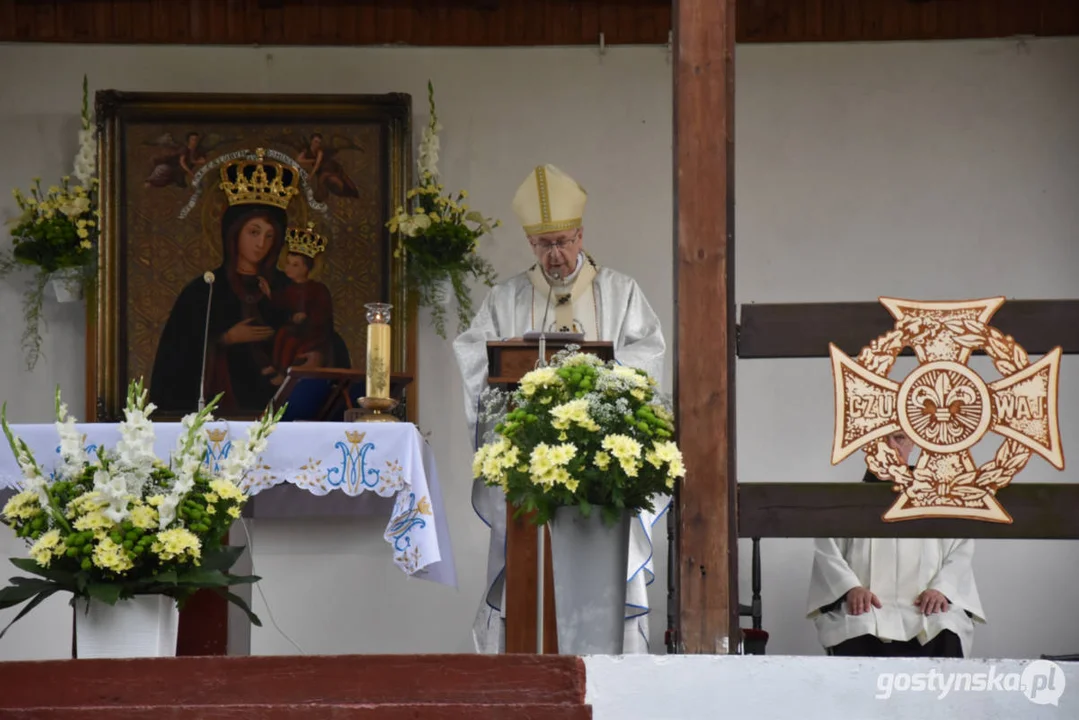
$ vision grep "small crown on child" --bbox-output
[219,148,301,210]
[285,222,328,258]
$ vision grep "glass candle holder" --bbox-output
[365,302,393,399]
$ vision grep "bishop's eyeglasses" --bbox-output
[530,238,575,253]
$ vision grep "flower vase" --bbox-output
[437,276,454,309]
[74,595,179,658]
[547,505,632,655]
[50,268,83,303]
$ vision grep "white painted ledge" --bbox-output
[583,655,1076,720]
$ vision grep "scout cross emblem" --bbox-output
[829,297,1064,523]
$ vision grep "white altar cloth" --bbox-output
[0,421,456,587]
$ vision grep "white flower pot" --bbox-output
[50,268,83,303]
[438,277,454,308]
[74,595,179,659]
[548,505,632,655]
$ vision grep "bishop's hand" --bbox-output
[845,586,882,615]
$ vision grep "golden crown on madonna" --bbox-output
[285,221,328,258]
[219,148,301,210]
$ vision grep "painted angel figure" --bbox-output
[143,131,229,190]
[270,132,362,202]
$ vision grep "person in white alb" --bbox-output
[453,164,667,654]
[806,430,986,657]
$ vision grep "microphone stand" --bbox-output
[535,267,559,652]
[198,272,215,412]
[537,269,559,369]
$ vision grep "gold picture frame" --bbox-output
[88,91,416,423]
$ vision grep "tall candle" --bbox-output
[365,303,393,398]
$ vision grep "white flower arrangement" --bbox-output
[1,74,100,370]
[0,380,283,638]
[386,80,499,339]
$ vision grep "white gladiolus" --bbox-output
[73,128,96,186]
[54,396,87,480]
[92,468,130,524]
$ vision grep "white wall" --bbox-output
[0,36,1076,661]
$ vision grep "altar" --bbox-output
[0,421,456,587]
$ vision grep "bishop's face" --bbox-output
[529,228,583,280]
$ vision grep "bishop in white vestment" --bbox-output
[453,164,668,654]
[806,433,986,657]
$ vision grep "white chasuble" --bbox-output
[806,537,986,657]
[453,254,667,654]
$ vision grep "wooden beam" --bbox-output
[739,483,1079,539]
[3,0,1077,46]
[738,299,1079,359]
[673,0,737,654]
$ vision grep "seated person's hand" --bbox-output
[885,430,915,465]
[914,589,950,615]
[845,586,882,615]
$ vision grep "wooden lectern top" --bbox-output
[486,339,615,386]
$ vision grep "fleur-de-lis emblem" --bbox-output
[908,371,981,445]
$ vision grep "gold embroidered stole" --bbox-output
[526,258,598,333]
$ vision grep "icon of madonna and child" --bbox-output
[149,149,350,416]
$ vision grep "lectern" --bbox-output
[486,339,615,653]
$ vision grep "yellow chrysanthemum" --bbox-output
[92,537,134,573]
[2,490,43,522]
[151,528,202,563]
[67,491,109,517]
[602,434,642,477]
[209,478,245,503]
[73,510,114,533]
[28,530,65,567]
[473,437,521,490]
[550,399,600,432]
[129,503,158,530]
[518,367,560,398]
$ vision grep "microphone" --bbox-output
[537,269,560,368]
[198,271,215,412]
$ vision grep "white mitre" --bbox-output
[511,164,588,235]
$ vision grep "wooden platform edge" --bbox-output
[0,654,588,709]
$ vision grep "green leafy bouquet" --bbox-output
[0,380,283,638]
[1,75,99,370]
[473,349,685,525]
[387,81,499,339]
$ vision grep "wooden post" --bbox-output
[672,0,738,653]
